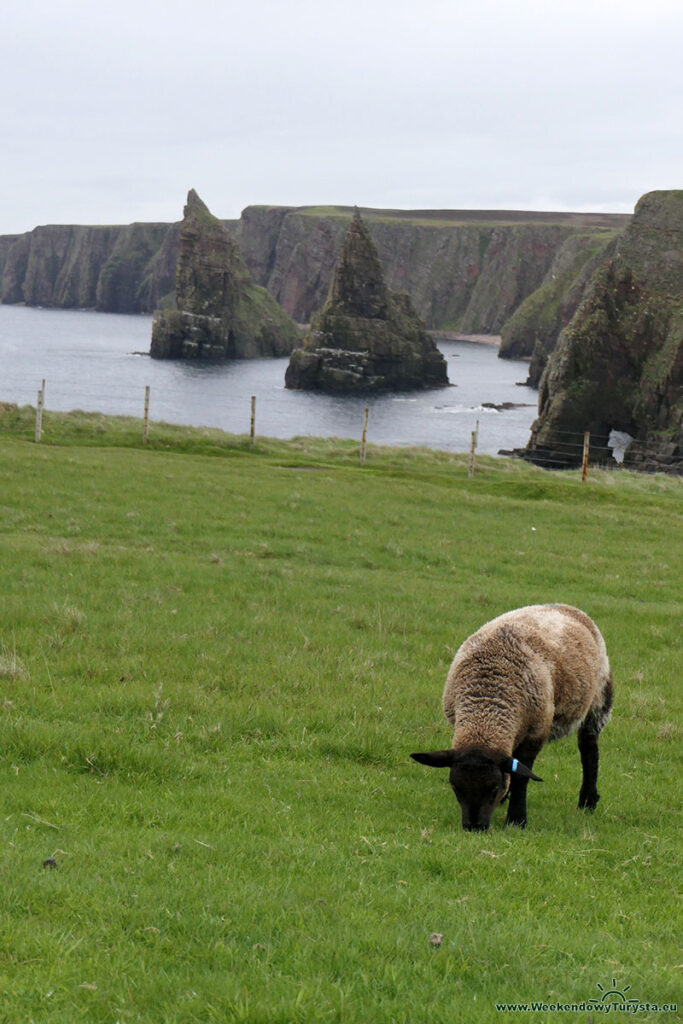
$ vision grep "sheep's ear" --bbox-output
[411,750,456,768]
[500,756,543,782]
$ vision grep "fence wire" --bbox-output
[0,374,680,475]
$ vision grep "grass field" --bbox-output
[0,416,680,1023]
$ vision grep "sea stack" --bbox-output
[284,211,449,392]
[150,190,300,359]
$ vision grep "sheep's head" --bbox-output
[410,746,542,831]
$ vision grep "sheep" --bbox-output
[411,604,613,831]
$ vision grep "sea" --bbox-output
[0,305,539,455]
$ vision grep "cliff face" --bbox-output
[0,234,20,295]
[136,222,181,311]
[150,190,300,360]
[238,206,628,330]
[525,191,683,471]
[0,222,175,312]
[284,212,448,393]
[1,205,627,332]
[499,232,619,384]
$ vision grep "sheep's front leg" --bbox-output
[577,726,600,810]
[505,741,543,829]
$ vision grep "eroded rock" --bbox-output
[524,190,683,472]
[150,191,300,360]
[285,212,449,392]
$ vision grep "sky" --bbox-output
[1,0,681,234]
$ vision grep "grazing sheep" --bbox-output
[411,604,613,831]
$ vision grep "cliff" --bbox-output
[238,206,628,330]
[499,231,620,384]
[285,212,448,393]
[0,234,19,295]
[525,191,683,472]
[150,190,300,360]
[1,206,628,331]
[0,222,174,312]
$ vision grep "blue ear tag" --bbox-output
[511,758,519,773]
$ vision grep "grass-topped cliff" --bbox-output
[258,204,627,228]
[238,205,627,330]
[0,223,175,313]
[0,205,628,333]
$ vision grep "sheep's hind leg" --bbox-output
[577,726,600,810]
[505,741,543,829]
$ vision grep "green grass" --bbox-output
[0,417,681,1023]
[258,205,630,231]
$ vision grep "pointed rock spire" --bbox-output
[175,189,245,317]
[150,190,301,359]
[328,209,389,319]
[284,211,449,392]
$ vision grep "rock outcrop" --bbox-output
[150,191,300,360]
[525,191,683,472]
[284,212,448,392]
[499,232,619,384]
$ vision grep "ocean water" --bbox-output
[0,305,538,455]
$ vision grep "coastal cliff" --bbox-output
[499,231,620,384]
[1,206,627,332]
[525,190,683,472]
[0,217,238,313]
[0,222,173,312]
[238,206,627,330]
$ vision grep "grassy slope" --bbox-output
[0,420,680,1023]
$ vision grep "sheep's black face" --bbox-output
[410,746,509,831]
[449,757,508,832]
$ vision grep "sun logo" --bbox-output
[589,978,638,1008]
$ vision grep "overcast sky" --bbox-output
[1,0,681,233]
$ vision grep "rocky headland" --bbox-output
[284,212,448,392]
[498,231,620,384]
[524,190,682,472]
[149,191,300,360]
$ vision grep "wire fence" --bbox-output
[1,375,680,477]
[0,371,537,458]
[522,428,682,474]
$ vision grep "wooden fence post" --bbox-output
[250,395,256,447]
[142,386,150,445]
[35,388,44,443]
[360,407,369,466]
[581,431,590,482]
[468,420,478,478]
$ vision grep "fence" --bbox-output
[2,377,679,475]
[2,373,531,463]
[518,428,682,474]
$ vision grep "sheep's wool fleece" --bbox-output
[444,604,611,752]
